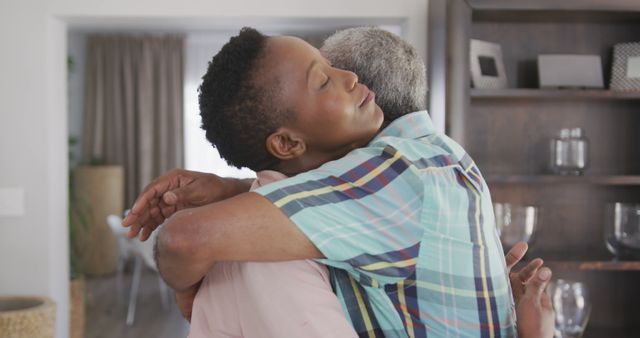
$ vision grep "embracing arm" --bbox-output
[123,169,253,241]
[156,191,323,291]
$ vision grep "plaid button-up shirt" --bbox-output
[255,111,516,337]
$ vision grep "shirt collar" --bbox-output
[373,110,434,141]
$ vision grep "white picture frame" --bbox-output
[470,39,507,89]
[610,42,640,92]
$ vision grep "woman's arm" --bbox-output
[155,191,323,291]
[123,169,254,240]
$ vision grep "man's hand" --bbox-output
[516,267,554,338]
[506,242,544,305]
[175,279,203,322]
[505,242,555,338]
[122,169,253,241]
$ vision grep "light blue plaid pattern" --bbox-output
[255,111,517,338]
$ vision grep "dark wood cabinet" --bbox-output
[430,0,640,335]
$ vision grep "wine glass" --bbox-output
[493,203,538,250]
[552,279,591,338]
[604,203,640,260]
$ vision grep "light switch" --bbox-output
[0,187,25,216]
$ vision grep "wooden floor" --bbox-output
[85,268,190,338]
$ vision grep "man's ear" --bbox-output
[265,128,306,160]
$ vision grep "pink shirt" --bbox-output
[188,171,357,338]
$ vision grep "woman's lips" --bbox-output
[360,89,375,108]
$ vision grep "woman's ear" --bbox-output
[265,128,306,160]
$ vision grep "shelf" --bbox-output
[470,89,640,100]
[545,260,640,271]
[468,0,640,23]
[515,256,640,271]
[583,327,639,338]
[486,175,640,186]
[468,0,640,12]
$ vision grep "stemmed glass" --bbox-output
[493,203,538,251]
[604,202,640,260]
[552,279,591,338]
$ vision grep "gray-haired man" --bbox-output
[322,27,427,125]
[124,27,553,338]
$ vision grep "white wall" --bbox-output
[0,6,70,338]
[0,1,429,337]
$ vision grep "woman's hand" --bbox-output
[122,169,252,241]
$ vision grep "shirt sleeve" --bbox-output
[253,144,425,286]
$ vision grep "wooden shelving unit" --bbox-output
[486,175,640,185]
[570,260,640,271]
[584,327,640,338]
[517,259,640,271]
[471,88,640,100]
[435,0,640,335]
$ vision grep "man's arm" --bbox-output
[156,191,323,291]
[505,242,555,338]
[506,242,544,305]
[123,169,253,241]
[516,267,554,338]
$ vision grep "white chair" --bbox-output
[107,214,135,306]
[107,214,171,326]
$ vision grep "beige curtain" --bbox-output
[82,34,184,205]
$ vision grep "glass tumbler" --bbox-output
[550,128,589,176]
[552,279,591,338]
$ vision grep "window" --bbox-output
[183,32,255,178]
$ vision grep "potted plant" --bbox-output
[72,160,122,275]
[68,135,89,338]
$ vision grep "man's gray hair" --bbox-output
[320,26,427,123]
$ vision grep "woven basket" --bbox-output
[0,296,56,338]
